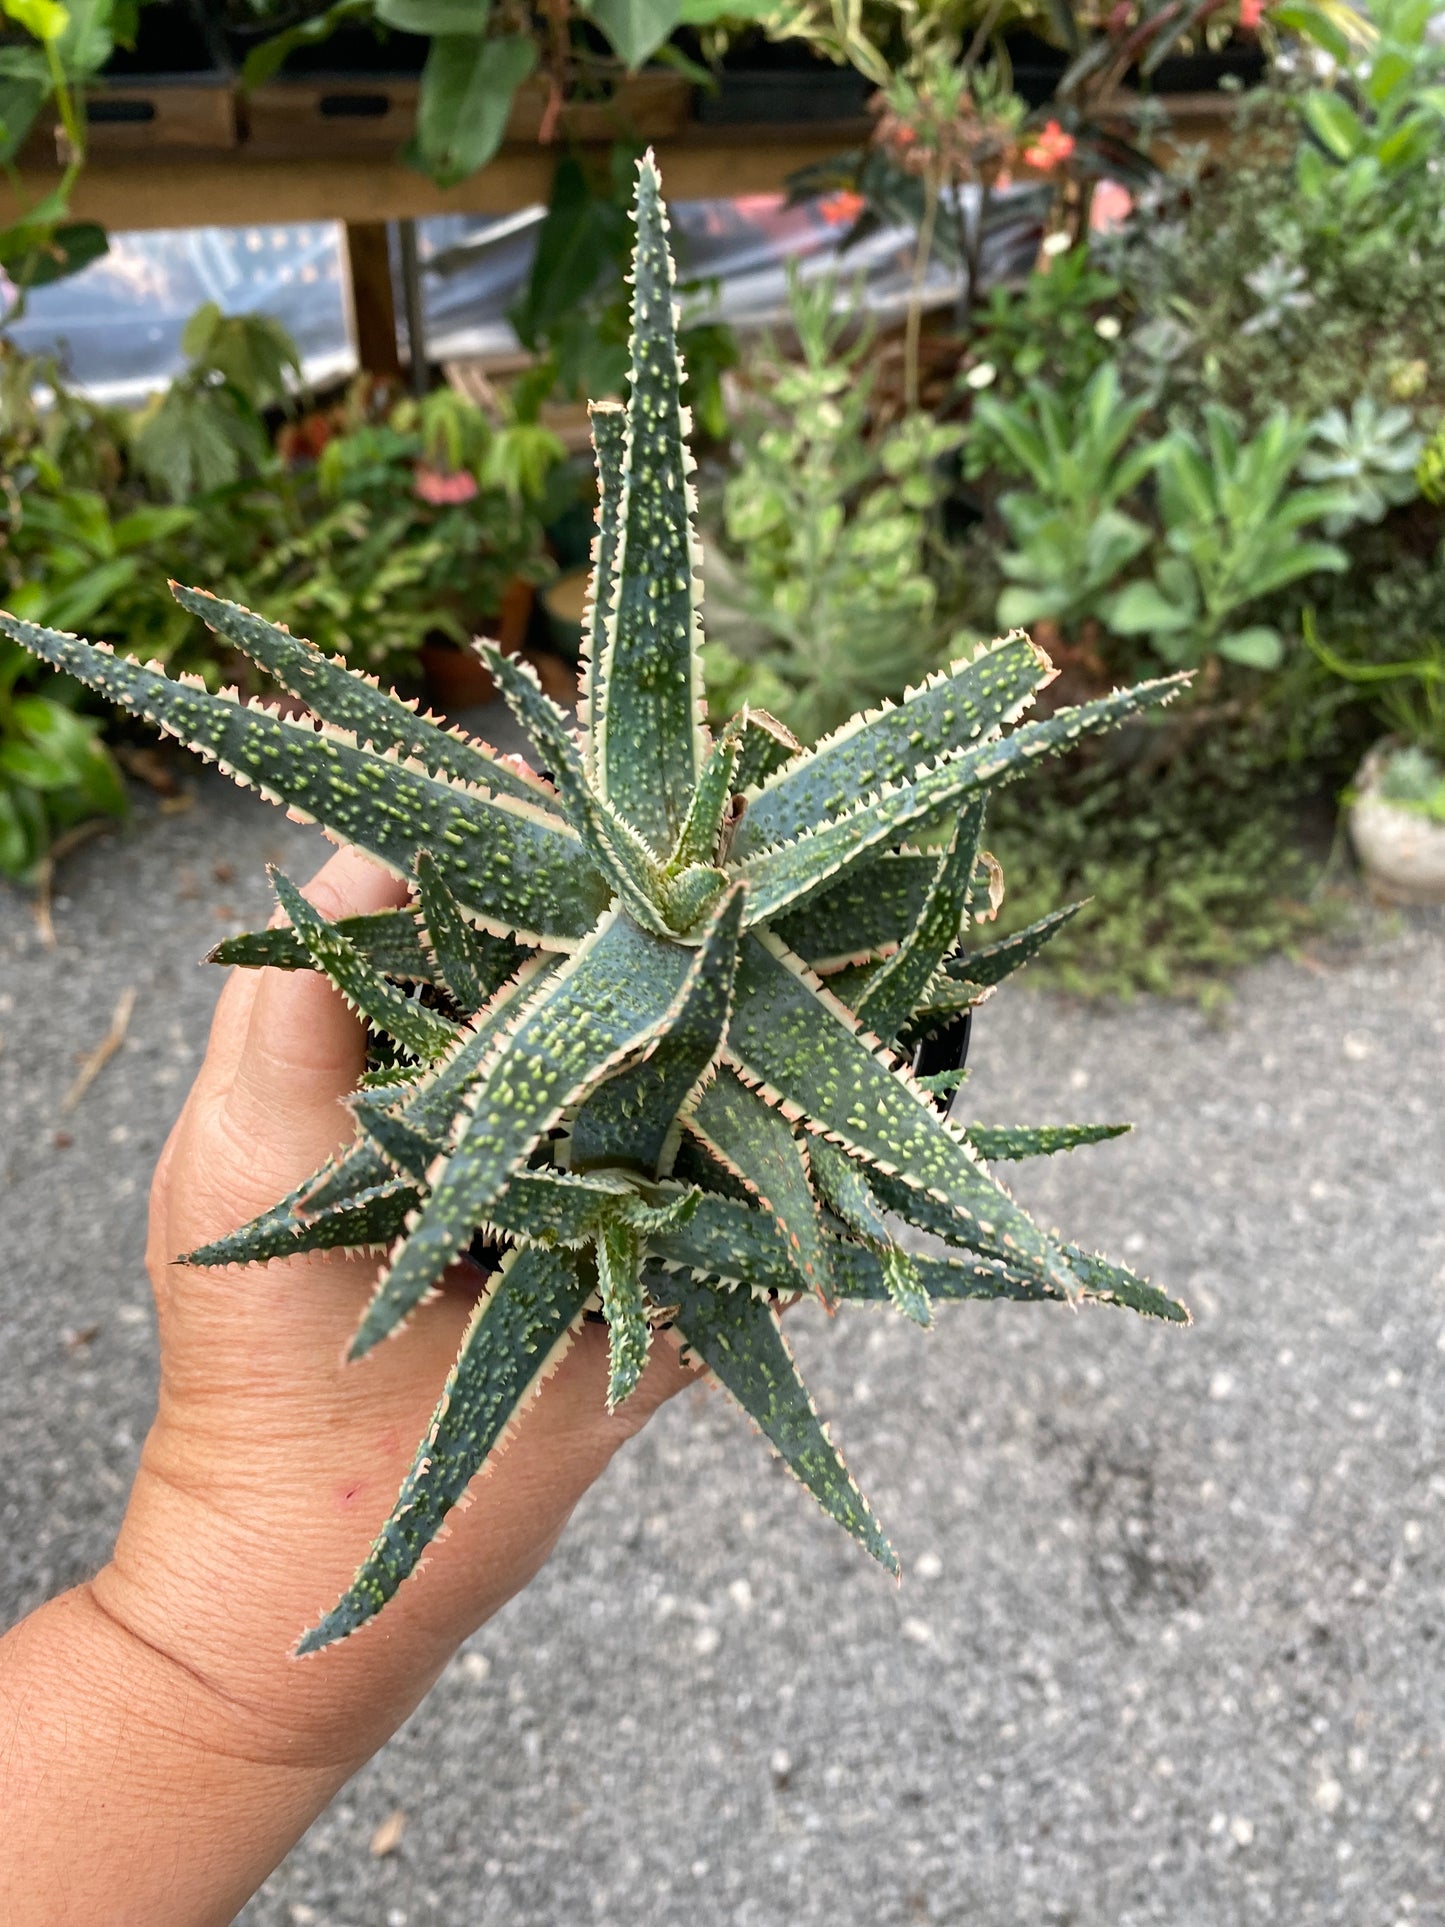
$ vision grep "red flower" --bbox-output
[1023,120,1076,171]
[1238,0,1263,29]
[818,189,866,227]
[414,464,478,506]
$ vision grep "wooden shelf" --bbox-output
[1,124,867,232]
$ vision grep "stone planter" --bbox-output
[1348,741,1445,905]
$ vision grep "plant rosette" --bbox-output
[1,156,1189,1653]
[1348,740,1445,905]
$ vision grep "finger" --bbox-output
[216,846,409,1168]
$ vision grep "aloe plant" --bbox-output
[0,157,1187,1653]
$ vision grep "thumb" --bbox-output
[215,846,411,1191]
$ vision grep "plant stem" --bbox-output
[904,168,940,414]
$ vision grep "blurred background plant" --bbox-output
[7,0,1442,981]
[704,269,965,740]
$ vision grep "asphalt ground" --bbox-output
[2,766,1442,1927]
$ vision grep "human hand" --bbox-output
[2,845,701,1926]
[100,842,699,1765]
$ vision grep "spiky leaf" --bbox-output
[350,911,700,1355]
[270,869,458,1061]
[738,679,1185,928]
[170,584,549,804]
[597,1217,650,1407]
[686,1066,825,1295]
[483,642,667,932]
[0,615,607,947]
[299,1245,592,1653]
[952,901,1086,986]
[579,399,626,780]
[729,933,1068,1290]
[569,882,744,1175]
[853,799,986,1042]
[965,1122,1130,1161]
[595,157,705,850]
[663,1271,898,1573]
[730,638,1044,860]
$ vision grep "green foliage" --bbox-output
[0,0,121,318]
[0,156,1182,1646]
[965,242,1121,407]
[985,723,1342,1005]
[1103,408,1349,671]
[209,378,561,681]
[1372,743,1445,822]
[711,269,965,740]
[129,304,302,503]
[1304,600,1445,760]
[0,635,125,879]
[1107,24,1445,431]
[1418,419,1445,506]
[1298,398,1424,535]
[1290,0,1445,239]
[977,364,1168,634]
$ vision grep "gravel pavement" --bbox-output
[2,766,1442,1927]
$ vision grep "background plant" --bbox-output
[709,269,964,740]
[1102,407,1349,671]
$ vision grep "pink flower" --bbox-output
[1023,120,1076,172]
[1238,0,1263,29]
[413,463,478,506]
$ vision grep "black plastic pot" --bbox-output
[691,40,874,126]
[912,1009,973,1113]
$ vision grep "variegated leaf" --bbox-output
[350,912,698,1356]
[739,679,1186,928]
[270,869,458,1061]
[853,798,986,1043]
[730,635,1046,860]
[183,1178,418,1268]
[579,398,625,781]
[663,1271,898,1573]
[728,933,1070,1292]
[569,881,744,1176]
[0,614,608,947]
[965,1122,1130,1161]
[686,1064,825,1295]
[597,1217,650,1407]
[771,851,937,973]
[596,155,705,850]
[482,642,667,933]
[952,901,1086,986]
[298,1246,592,1652]
[170,584,549,803]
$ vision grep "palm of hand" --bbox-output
[94,848,695,1770]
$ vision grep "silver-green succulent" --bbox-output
[1,156,1187,1654]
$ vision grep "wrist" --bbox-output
[0,1581,351,1927]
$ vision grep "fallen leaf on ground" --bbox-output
[62,985,137,1114]
[369,1809,406,1858]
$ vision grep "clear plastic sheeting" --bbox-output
[7,185,1049,403]
[5,221,352,403]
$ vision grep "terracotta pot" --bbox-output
[420,578,536,712]
[1348,741,1445,905]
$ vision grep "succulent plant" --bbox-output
[0,157,1187,1655]
[1299,397,1425,535]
